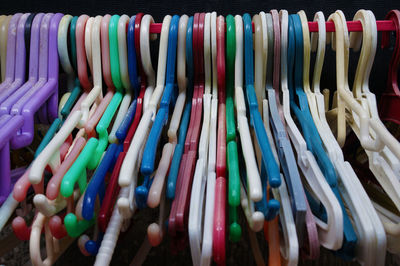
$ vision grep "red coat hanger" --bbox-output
[379,10,400,125]
[97,13,147,231]
[213,14,227,265]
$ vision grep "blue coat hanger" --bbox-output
[289,14,357,259]
[263,12,307,224]
[166,16,193,200]
[242,13,281,216]
[136,15,180,209]
[80,16,140,255]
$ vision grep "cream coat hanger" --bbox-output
[327,11,386,266]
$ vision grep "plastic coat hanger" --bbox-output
[28,13,95,240]
[166,15,195,249]
[136,13,177,250]
[107,14,133,144]
[81,14,139,223]
[32,15,78,158]
[139,15,179,208]
[225,14,242,242]
[0,15,7,81]
[61,14,122,238]
[58,15,81,119]
[272,175,299,266]
[243,15,281,217]
[0,13,22,91]
[60,14,120,199]
[38,16,102,247]
[0,114,24,206]
[213,14,227,265]
[28,14,93,188]
[0,16,11,82]
[76,15,104,128]
[146,14,188,214]
[309,11,387,263]
[288,14,341,255]
[323,11,383,153]
[0,12,45,138]
[169,13,203,242]
[9,13,63,149]
[259,21,282,263]
[258,13,282,264]
[95,14,159,264]
[188,12,212,265]
[296,10,360,256]
[96,13,148,232]
[349,9,400,252]
[199,12,217,265]
[348,11,400,175]
[0,22,75,230]
[29,130,81,262]
[32,14,81,158]
[379,10,400,125]
[209,16,228,265]
[166,16,193,200]
[252,13,281,221]
[96,14,143,232]
[29,211,75,266]
[117,15,169,219]
[233,15,264,233]
[26,13,62,122]
[38,13,72,124]
[0,13,30,107]
[355,11,400,175]
[235,16,264,208]
[13,93,79,241]
[326,11,386,265]
[0,13,42,205]
[24,13,35,81]
[61,15,86,117]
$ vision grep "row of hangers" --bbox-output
[0,8,399,266]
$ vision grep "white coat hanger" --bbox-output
[234,15,264,232]
[108,14,133,143]
[145,15,189,248]
[325,11,387,265]
[279,10,339,250]
[200,11,218,266]
[30,14,102,217]
[118,15,170,217]
[29,14,100,184]
[233,15,262,203]
[296,10,349,250]
[348,9,400,253]
[189,12,212,266]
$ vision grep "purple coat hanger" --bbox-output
[29,13,53,124]
[0,13,23,91]
[10,13,63,149]
[0,14,30,105]
[0,13,43,116]
[0,114,24,204]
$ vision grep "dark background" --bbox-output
[1,0,400,265]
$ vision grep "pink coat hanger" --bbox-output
[97,13,148,231]
[168,13,205,248]
[213,14,227,265]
